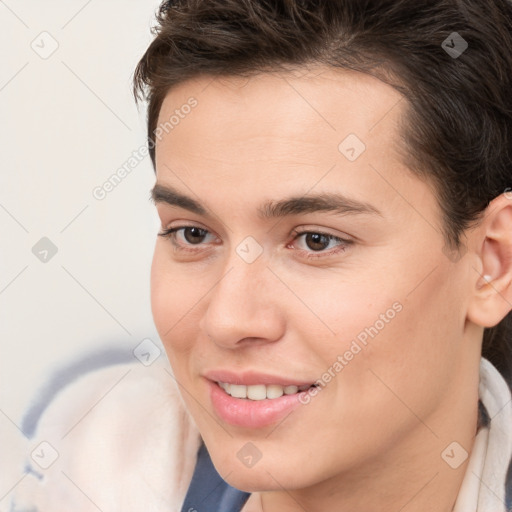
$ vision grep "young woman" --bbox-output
[11,1,512,511]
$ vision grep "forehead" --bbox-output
[156,67,406,187]
[155,67,405,163]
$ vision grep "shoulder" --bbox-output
[9,345,201,512]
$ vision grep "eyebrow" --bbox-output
[150,183,382,219]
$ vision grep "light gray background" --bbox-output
[1,0,163,499]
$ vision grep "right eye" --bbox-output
[158,225,220,252]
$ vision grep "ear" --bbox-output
[467,192,512,327]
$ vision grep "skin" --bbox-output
[149,67,512,511]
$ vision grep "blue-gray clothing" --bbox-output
[180,443,250,512]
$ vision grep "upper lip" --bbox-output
[203,369,315,387]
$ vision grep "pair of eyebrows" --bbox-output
[150,183,383,220]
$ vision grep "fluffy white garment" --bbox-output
[10,362,201,512]
[453,358,512,512]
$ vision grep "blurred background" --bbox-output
[0,0,164,502]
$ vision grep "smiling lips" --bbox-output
[205,373,318,428]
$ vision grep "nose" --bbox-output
[200,258,286,349]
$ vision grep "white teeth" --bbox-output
[229,384,247,398]
[247,385,267,401]
[219,382,231,393]
[218,382,309,400]
[266,384,284,399]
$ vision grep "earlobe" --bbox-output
[467,193,512,328]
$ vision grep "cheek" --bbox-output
[327,270,461,431]
[292,261,459,419]
[283,265,402,366]
[150,248,198,355]
[150,249,173,335]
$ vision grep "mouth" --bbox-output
[207,378,319,428]
[217,381,318,400]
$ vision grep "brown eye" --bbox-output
[290,229,352,259]
[304,233,331,251]
[157,225,216,248]
[183,227,208,244]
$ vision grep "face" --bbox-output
[150,68,477,492]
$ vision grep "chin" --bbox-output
[208,446,319,493]
[221,468,297,493]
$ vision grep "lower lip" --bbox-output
[208,380,305,428]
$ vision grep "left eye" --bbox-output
[292,231,349,253]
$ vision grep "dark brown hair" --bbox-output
[133,0,512,388]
